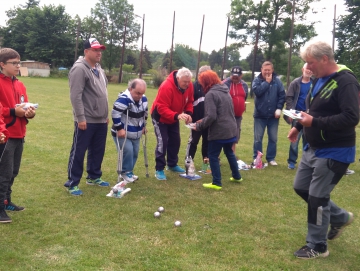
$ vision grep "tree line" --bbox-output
[0,0,359,80]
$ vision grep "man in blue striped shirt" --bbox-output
[111,79,148,183]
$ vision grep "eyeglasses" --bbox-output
[5,61,21,66]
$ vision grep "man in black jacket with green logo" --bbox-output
[288,41,359,260]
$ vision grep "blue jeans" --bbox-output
[253,118,279,161]
[208,140,241,187]
[288,121,307,164]
[113,136,140,173]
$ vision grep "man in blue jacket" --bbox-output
[252,61,285,165]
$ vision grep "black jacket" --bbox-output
[295,65,359,149]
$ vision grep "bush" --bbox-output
[50,69,69,78]
[152,72,165,88]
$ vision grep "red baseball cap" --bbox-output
[84,38,106,50]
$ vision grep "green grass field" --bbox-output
[1,77,360,270]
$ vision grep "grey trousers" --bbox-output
[0,138,24,209]
[293,147,349,248]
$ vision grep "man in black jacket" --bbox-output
[288,41,359,260]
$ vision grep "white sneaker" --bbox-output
[345,169,355,175]
[121,172,135,183]
[130,172,139,181]
[269,160,278,166]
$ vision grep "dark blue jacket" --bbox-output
[252,73,285,118]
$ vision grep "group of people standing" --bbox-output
[0,38,359,261]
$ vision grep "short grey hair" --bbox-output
[198,65,211,74]
[128,78,147,90]
[300,41,335,62]
[176,67,192,79]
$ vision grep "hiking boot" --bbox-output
[203,183,222,190]
[288,162,295,169]
[328,212,354,240]
[294,244,329,259]
[155,170,167,180]
[68,186,83,196]
[294,244,329,260]
[5,202,25,211]
[230,177,243,183]
[0,209,12,223]
[167,165,185,173]
[269,160,278,166]
[121,172,135,183]
[86,178,110,187]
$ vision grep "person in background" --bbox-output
[185,65,211,169]
[151,67,194,180]
[64,38,110,196]
[252,61,285,166]
[284,63,313,169]
[0,48,36,223]
[193,70,242,190]
[111,79,148,183]
[288,41,359,259]
[223,66,248,155]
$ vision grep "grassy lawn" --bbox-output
[1,77,360,270]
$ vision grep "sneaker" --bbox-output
[167,165,185,173]
[155,170,167,180]
[345,169,355,175]
[294,244,329,259]
[68,186,83,196]
[328,212,354,240]
[269,160,278,166]
[0,209,12,223]
[130,172,139,181]
[230,177,243,183]
[203,183,222,190]
[5,202,25,211]
[121,172,135,183]
[288,162,295,169]
[86,178,110,187]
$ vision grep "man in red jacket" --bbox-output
[223,66,248,155]
[0,48,36,223]
[151,67,194,180]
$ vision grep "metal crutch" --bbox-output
[116,109,129,183]
[141,115,149,178]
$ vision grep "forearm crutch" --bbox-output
[116,109,129,183]
[141,116,149,178]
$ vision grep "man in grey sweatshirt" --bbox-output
[64,38,110,196]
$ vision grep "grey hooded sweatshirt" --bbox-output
[196,83,237,141]
[69,58,108,123]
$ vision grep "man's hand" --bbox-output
[265,73,272,83]
[25,106,36,118]
[15,104,26,117]
[117,129,126,138]
[297,111,313,127]
[142,127,148,134]
[78,121,87,130]
[0,133,6,144]
[287,127,299,143]
[178,113,192,124]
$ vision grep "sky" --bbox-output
[0,0,349,57]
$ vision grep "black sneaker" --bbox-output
[328,212,354,240]
[0,209,12,223]
[5,202,25,211]
[294,244,329,259]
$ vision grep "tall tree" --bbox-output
[229,0,319,61]
[91,0,140,71]
[208,50,222,69]
[1,4,74,67]
[336,0,360,78]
